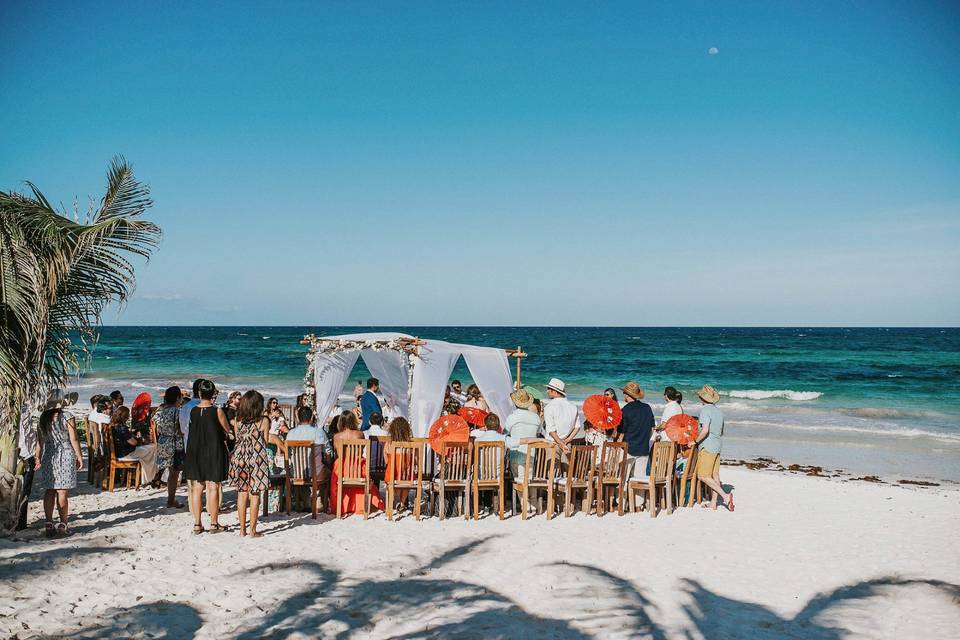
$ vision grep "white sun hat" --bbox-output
[546,378,566,396]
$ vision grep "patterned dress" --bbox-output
[229,420,270,493]
[39,412,77,490]
[154,406,184,470]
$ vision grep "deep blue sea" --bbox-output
[71,327,960,480]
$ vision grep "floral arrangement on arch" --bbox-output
[300,334,415,408]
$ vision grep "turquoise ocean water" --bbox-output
[71,327,960,481]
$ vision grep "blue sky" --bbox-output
[2,2,958,326]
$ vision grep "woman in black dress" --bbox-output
[184,379,231,534]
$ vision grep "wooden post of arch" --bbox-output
[506,346,526,390]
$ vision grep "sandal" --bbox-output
[192,524,205,535]
[56,522,69,537]
[208,523,228,534]
[726,492,735,512]
[44,521,56,538]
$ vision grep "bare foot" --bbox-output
[239,529,247,537]
[249,531,263,539]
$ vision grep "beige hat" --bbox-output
[697,384,720,404]
[510,388,534,409]
[41,389,79,412]
[621,381,645,401]
[546,378,566,396]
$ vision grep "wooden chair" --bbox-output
[285,440,320,518]
[596,441,628,516]
[278,403,294,425]
[511,442,557,520]
[554,444,596,517]
[628,441,677,518]
[368,435,391,486]
[676,445,700,507]
[472,441,506,520]
[83,419,98,485]
[414,437,438,514]
[430,441,472,520]
[101,425,141,492]
[336,439,372,519]
[385,440,424,521]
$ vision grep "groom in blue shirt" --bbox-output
[360,377,382,431]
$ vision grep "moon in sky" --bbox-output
[708,47,719,55]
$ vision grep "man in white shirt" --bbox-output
[450,380,468,405]
[179,379,203,450]
[284,406,333,491]
[365,412,390,437]
[542,378,582,455]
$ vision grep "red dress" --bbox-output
[329,457,383,515]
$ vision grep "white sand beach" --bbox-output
[2,467,958,639]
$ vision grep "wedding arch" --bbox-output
[300,333,526,437]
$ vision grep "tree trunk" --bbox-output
[0,429,23,534]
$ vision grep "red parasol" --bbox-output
[664,414,699,446]
[131,392,152,423]
[428,414,470,454]
[457,406,488,427]
[582,394,622,430]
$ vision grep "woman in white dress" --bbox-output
[653,386,684,445]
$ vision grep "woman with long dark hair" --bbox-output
[183,379,232,533]
[35,391,83,537]
[110,406,159,486]
[229,390,271,537]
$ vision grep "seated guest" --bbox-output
[109,390,124,412]
[543,378,583,455]
[471,413,506,442]
[583,420,610,464]
[504,389,542,478]
[620,381,654,479]
[450,380,467,405]
[464,384,490,412]
[110,406,159,485]
[385,417,415,510]
[442,385,462,415]
[365,412,389,437]
[329,412,384,514]
[87,396,112,457]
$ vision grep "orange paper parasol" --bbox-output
[428,414,470,454]
[663,414,699,446]
[582,394,622,430]
[131,392,152,423]
[457,406,488,427]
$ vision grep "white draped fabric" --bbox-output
[460,345,514,426]
[312,349,360,428]
[360,349,409,419]
[309,333,515,438]
[408,341,461,437]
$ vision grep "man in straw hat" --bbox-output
[620,381,655,479]
[543,378,583,455]
[504,387,543,478]
[693,384,734,511]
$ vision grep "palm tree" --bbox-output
[0,156,161,533]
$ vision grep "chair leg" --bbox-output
[108,465,115,492]
[386,481,394,521]
[546,485,555,521]
[285,480,292,515]
[439,485,446,521]
[520,485,529,521]
[617,483,624,516]
[311,481,318,519]
[667,481,674,515]
[414,481,422,521]
[628,485,635,513]
[336,477,343,519]
[585,483,594,515]
[473,483,479,521]
[564,487,572,518]
[498,480,504,520]
[363,481,370,520]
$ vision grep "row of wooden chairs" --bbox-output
[273,436,713,520]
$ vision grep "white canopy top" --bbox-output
[309,333,515,437]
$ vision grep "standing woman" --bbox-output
[183,379,231,533]
[151,386,185,508]
[229,390,271,538]
[35,390,83,537]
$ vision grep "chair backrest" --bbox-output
[337,439,370,482]
[414,437,438,479]
[473,441,505,483]
[279,403,294,425]
[84,419,94,448]
[388,440,423,484]
[523,442,557,484]
[369,436,391,477]
[598,441,628,482]
[439,441,472,483]
[567,445,596,484]
[286,440,314,481]
[650,441,677,481]
[102,424,121,464]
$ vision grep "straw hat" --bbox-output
[510,388,534,409]
[545,378,566,396]
[41,389,78,412]
[697,384,720,404]
[621,381,645,401]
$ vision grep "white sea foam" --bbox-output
[726,389,823,401]
[732,419,960,444]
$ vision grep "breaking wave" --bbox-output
[726,389,823,401]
